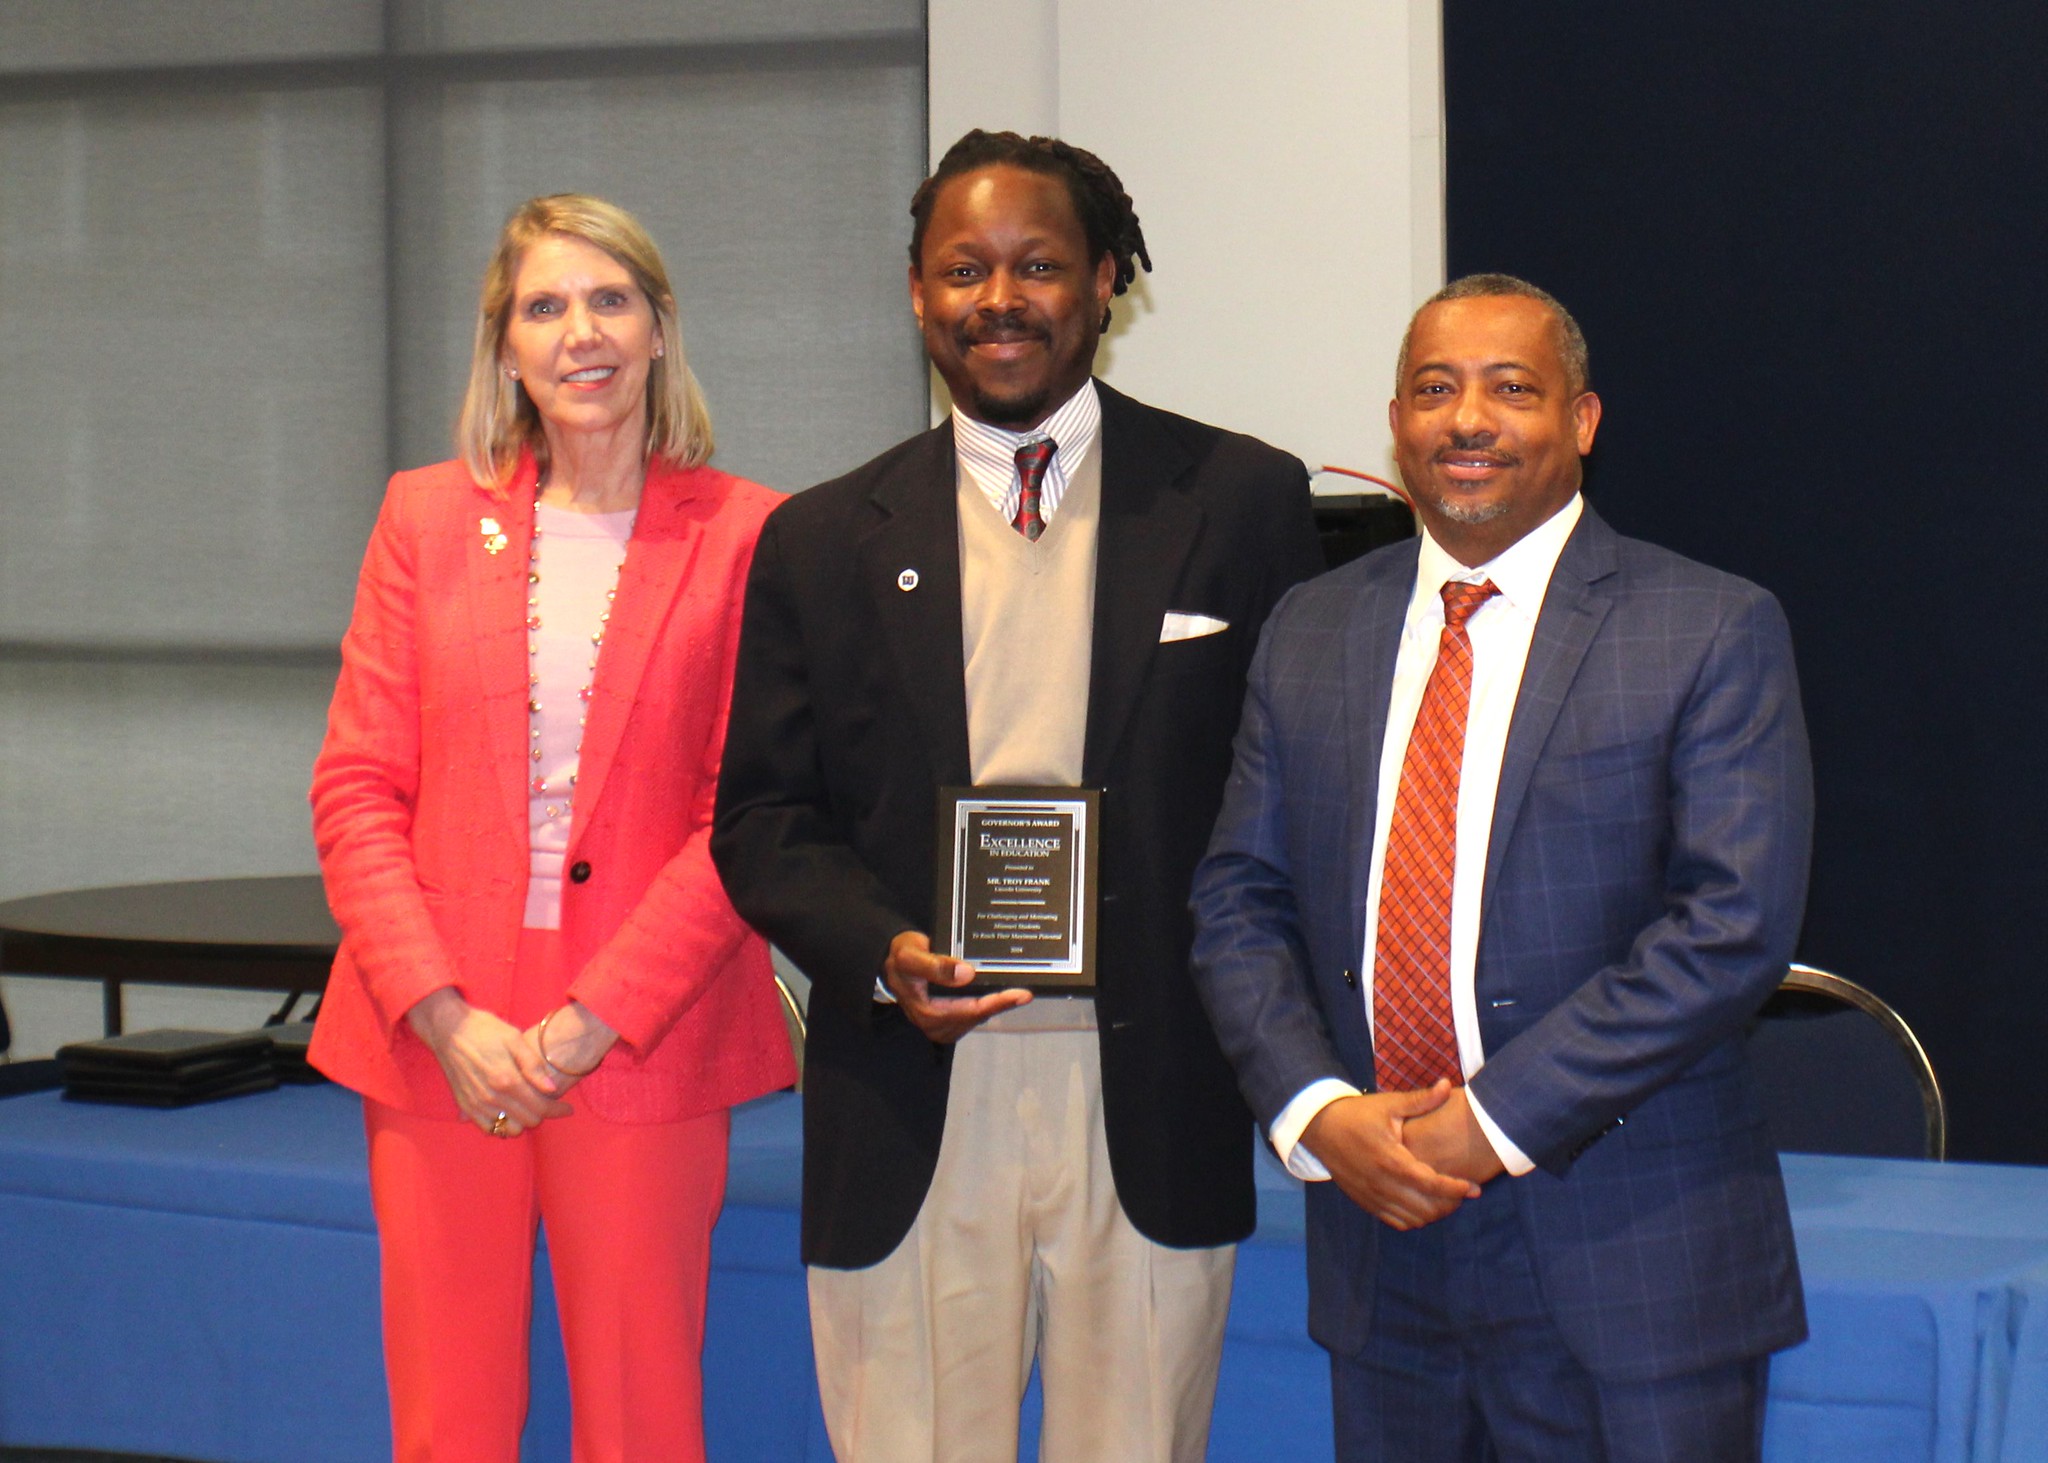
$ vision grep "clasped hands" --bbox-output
[407,987,619,1139]
[1300,1080,1506,1230]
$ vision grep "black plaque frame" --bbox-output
[933,786,1100,993]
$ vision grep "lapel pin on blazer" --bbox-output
[897,568,919,591]
[480,517,508,556]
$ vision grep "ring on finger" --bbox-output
[490,1109,509,1138]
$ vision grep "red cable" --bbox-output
[1316,465,1411,506]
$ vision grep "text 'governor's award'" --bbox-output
[934,787,1100,992]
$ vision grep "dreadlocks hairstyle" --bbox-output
[908,129,1152,332]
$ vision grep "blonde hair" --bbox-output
[456,194,713,491]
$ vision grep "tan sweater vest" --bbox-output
[957,445,1102,1028]
[958,442,1100,788]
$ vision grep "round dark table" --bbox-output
[0,875,338,1035]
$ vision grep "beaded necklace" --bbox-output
[524,485,629,826]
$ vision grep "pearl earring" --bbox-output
[504,366,519,380]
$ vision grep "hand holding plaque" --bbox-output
[881,930,1033,1042]
[933,787,1100,994]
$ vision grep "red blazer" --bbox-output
[308,454,796,1122]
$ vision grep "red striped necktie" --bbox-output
[1013,439,1056,541]
[1372,578,1499,1093]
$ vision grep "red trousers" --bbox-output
[363,929,728,1463]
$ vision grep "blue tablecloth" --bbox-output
[0,1084,2042,1462]
[0,1085,832,1462]
[1770,1157,2048,1462]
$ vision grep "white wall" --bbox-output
[927,0,1445,483]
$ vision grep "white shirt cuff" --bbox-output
[1465,1087,1536,1176]
[1270,1077,1364,1181]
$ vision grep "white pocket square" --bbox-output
[1160,612,1229,643]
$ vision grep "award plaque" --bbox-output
[934,786,1100,992]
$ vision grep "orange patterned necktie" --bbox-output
[1013,439,1055,541]
[1372,578,1499,1093]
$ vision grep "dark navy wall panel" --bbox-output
[1444,3,2048,1163]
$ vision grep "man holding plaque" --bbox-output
[712,129,1321,1461]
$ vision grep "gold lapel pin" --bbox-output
[480,517,509,556]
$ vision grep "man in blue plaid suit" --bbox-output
[1190,275,1810,1461]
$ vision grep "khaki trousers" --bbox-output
[808,1027,1235,1463]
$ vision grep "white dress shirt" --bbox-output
[1270,494,1586,1182]
[951,379,1102,528]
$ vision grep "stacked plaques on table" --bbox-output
[58,1028,279,1107]
[266,1020,326,1084]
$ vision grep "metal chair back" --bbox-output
[1748,962,1946,1160]
[773,971,807,1093]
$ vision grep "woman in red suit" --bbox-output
[308,194,795,1462]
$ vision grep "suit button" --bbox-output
[569,861,592,884]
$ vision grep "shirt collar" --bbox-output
[951,378,1102,478]
[1412,493,1585,621]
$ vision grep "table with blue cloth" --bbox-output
[0,1084,2042,1463]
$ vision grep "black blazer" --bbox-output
[712,382,1323,1267]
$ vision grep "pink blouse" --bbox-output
[523,503,635,928]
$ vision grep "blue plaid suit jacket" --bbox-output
[1191,506,1810,1381]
